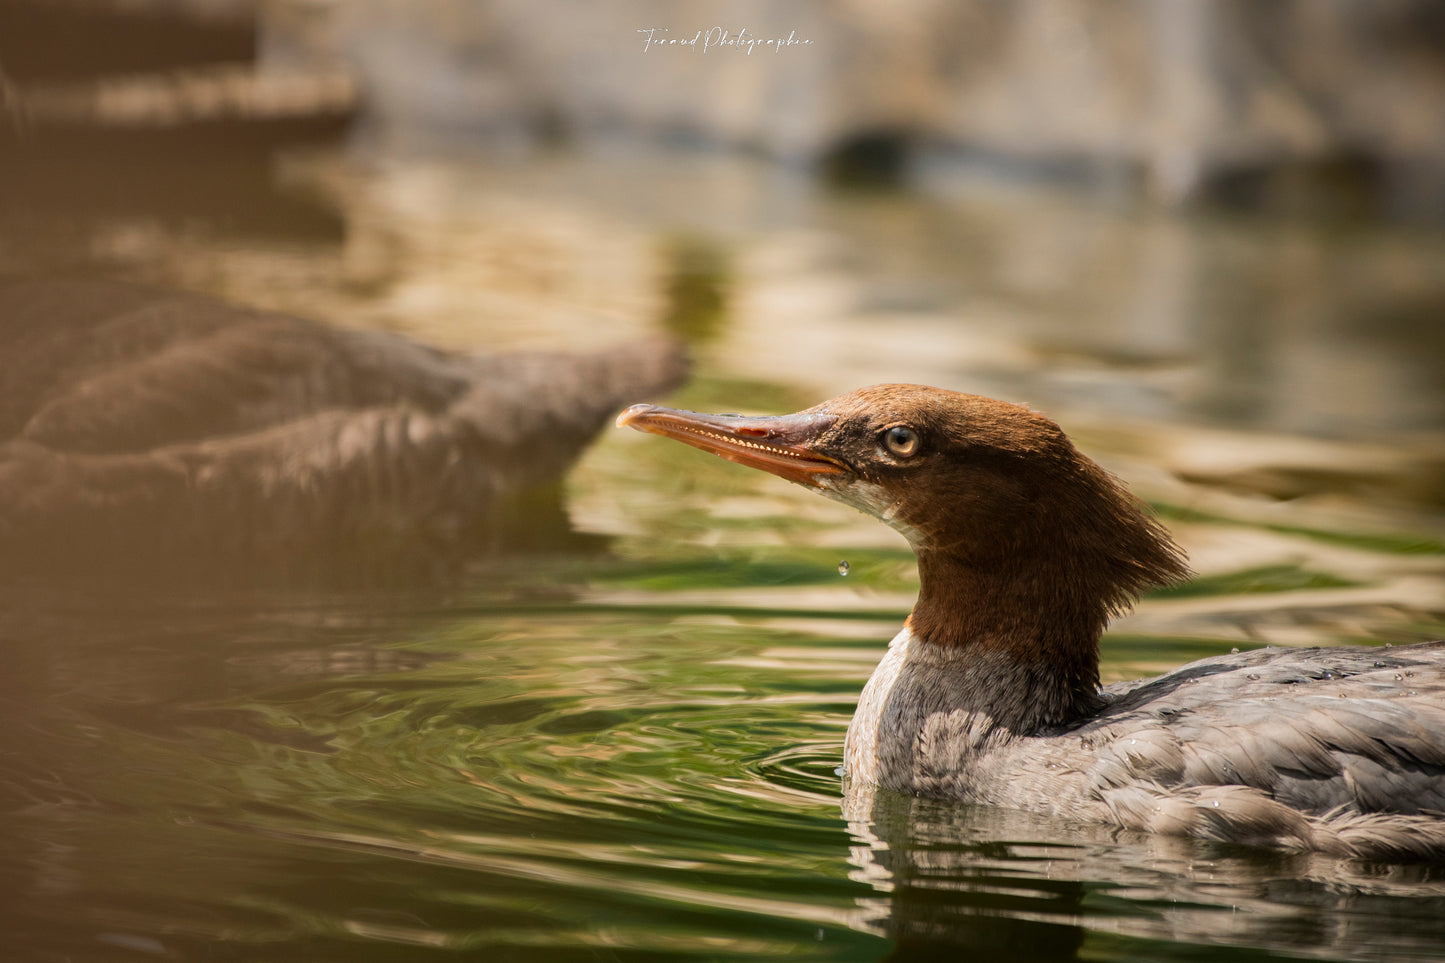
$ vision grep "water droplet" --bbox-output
[1395,674,1404,681]
[1230,647,1239,655]
[1374,661,1386,668]
[1246,673,1260,681]
[1385,642,1393,648]
[838,560,850,576]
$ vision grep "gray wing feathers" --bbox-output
[1099,783,1445,859]
[1076,645,1445,858]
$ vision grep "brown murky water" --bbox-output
[2,146,1443,960]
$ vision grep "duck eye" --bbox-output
[882,425,919,458]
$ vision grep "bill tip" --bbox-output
[616,403,655,429]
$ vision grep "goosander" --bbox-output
[619,384,1445,860]
[0,278,687,571]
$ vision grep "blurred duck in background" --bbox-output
[0,278,687,576]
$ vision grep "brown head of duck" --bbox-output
[619,384,1189,728]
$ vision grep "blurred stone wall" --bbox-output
[265,0,1445,214]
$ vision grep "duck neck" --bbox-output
[903,548,1104,732]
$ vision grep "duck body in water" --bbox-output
[619,384,1445,860]
[0,278,686,571]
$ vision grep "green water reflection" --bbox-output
[1,586,878,959]
[4,478,1443,961]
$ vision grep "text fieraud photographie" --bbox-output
[637,28,814,54]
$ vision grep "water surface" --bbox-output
[3,149,1445,961]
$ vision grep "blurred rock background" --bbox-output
[9,1,1445,216]
[263,0,1445,218]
